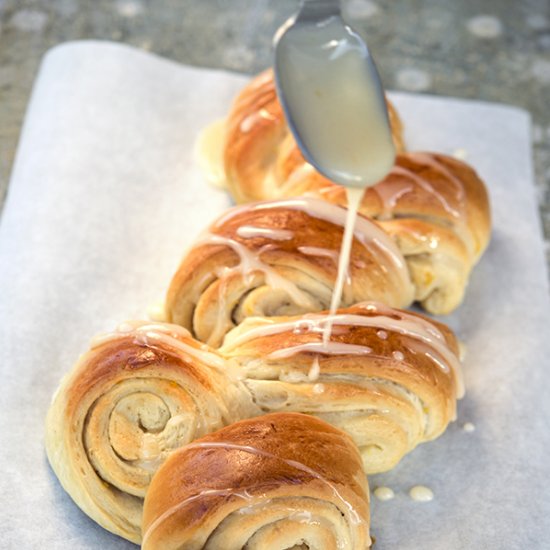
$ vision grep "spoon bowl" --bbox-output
[273,0,395,189]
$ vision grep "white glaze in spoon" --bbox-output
[274,1,396,346]
[274,0,395,188]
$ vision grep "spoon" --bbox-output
[273,0,395,189]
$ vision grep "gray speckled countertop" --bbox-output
[1,0,549,272]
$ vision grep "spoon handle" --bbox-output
[297,0,341,22]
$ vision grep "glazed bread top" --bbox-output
[166,197,414,347]
[142,412,371,549]
[222,70,490,265]
[221,301,463,434]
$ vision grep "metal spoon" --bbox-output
[273,0,395,188]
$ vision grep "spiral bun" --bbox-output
[45,321,257,543]
[221,302,463,473]
[166,197,414,347]
[142,413,371,549]
[220,70,491,314]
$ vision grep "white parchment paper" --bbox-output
[0,41,549,549]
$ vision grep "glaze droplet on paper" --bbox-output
[409,485,434,502]
[374,486,395,501]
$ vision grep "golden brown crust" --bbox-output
[45,322,257,543]
[224,69,406,204]
[166,198,414,347]
[221,71,492,314]
[142,413,371,549]
[220,302,462,474]
[224,70,287,203]
[315,153,491,261]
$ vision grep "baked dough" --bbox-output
[166,197,414,347]
[142,413,371,549]
[45,321,258,543]
[220,70,491,314]
[221,301,463,474]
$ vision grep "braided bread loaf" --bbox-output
[45,69,481,548]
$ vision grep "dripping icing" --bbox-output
[90,321,228,373]
[211,197,409,287]
[236,226,294,240]
[323,187,364,346]
[222,303,464,398]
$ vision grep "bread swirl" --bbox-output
[142,413,371,549]
[311,153,491,312]
[166,197,414,347]
[45,321,258,543]
[220,70,491,314]
[220,302,463,474]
